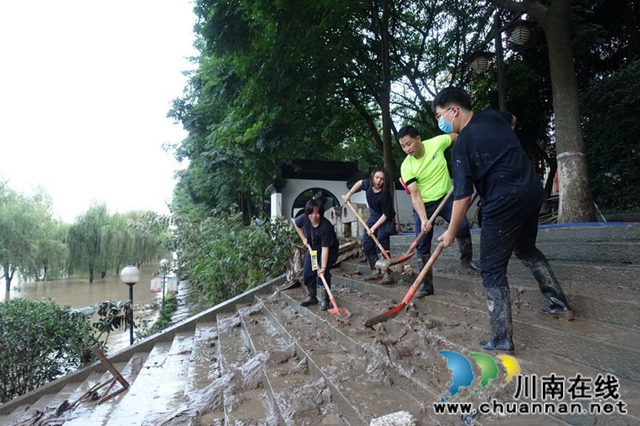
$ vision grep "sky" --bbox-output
[0,1,197,223]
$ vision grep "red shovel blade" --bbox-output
[364,243,444,327]
[364,302,406,327]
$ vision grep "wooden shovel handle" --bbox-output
[345,200,390,259]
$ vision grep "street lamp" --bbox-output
[160,258,169,310]
[467,15,536,111]
[468,51,494,74]
[120,265,140,346]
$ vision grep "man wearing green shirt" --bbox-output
[399,125,479,298]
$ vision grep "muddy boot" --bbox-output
[379,270,395,285]
[300,284,318,307]
[320,288,331,311]
[458,238,480,272]
[479,287,514,353]
[527,259,575,321]
[415,255,434,298]
[363,254,382,281]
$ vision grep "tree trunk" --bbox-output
[378,0,397,187]
[491,0,595,222]
[4,276,9,302]
[4,264,13,301]
[544,2,595,222]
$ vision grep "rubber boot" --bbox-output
[363,254,382,281]
[319,287,331,311]
[415,255,434,298]
[379,269,395,285]
[527,259,575,321]
[300,284,318,307]
[479,287,514,353]
[458,238,480,272]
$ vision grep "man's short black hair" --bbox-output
[304,198,324,216]
[432,86,472,112]
[397,125,421,140]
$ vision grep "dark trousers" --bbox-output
[303,251,336,289]
[414,193,471,257]
[480,195,547,289]
[362,213,397,256]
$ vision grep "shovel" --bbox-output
[307,246,349,316]
[365,242,444,327]
[319,273,350,316]
[344,200,391,260]
[375,187,453,273]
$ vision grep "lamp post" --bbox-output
[467,15,535,111]
[120,265,140,346]
[160,258,169,310]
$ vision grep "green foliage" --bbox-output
[152,292,179,330]
[174,212,296,305]
[0,184,67,298]
[170,0,497,214]
[67,204,169,282]
[92,300,134,345]
[0,298,97,403]
[581,60,640,212]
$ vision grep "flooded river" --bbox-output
[1,263,164,353]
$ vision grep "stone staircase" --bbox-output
[1,223,638,425]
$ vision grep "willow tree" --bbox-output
[0,185,61,300]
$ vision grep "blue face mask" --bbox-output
[438,109,454,133]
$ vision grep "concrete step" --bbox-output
[432,256,640,292]
[59,361,128,424]
[392,222,640,265]
[333,273,640,383]
[64,354,147,426]
[295,279,639,426]
[275,286,566,425]
[238,300,345,425]
[215,312,272,423]
[2,371,107,425]
[341,260,640,329]
[258,290,441,425]
[106,333,193,426]
[184,321,220,393]
[1,389,62,425]
[393,222,640,245]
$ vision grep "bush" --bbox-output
[152,292,179,330]
[582,60,640,212]
[0,298,97,403]
[175,212,297,305]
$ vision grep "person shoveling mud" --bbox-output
[342,167,397,285]
[398,125,480,299]
[294,198,340,312]
[433,86,574,354]
[375,187,453,277]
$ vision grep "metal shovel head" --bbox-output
[375,251,415,270]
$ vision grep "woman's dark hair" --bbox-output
[304,198,324,216]
[369,167,391,192]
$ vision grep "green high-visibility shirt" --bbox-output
[401,134,452,203]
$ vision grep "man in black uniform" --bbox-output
[433,87,574,353]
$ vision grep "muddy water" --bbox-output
[1,263,163,353]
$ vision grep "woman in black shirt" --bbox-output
[294,199,339,311]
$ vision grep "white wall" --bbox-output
[273,178,414,225]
